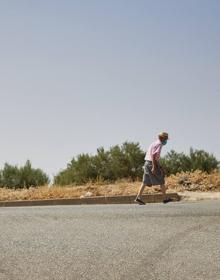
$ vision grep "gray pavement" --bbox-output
[0,201,220,280]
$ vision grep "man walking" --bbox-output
[135,132,172,205]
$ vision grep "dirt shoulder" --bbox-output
[0,170,219,202]
[179,191,220,202]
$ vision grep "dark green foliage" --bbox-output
[54,142,145,185]
[160,151,192,176]
[161,148,219,176]
[54,143,219,186]
[0,160,49,189]
[1,145,218,188]
[189,148,219,173]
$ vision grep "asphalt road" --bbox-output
[0,201,220,280]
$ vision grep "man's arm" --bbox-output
[152,154,158,174]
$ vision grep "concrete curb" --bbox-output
[0,193,180,207]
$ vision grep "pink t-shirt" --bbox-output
[145,140,163,161]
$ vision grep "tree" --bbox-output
[54,142,145,185]
[0,160,49,189]
[189,148,219,173]
[160,149,219,176]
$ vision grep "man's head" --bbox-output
[158,132,169,145]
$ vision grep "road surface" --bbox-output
[0,201,219,280]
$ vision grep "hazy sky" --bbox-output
[0,0,219,178]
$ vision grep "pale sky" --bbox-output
[0,0,219,178]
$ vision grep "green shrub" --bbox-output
[160,150,192,176]
[54,143,219,186]
[160,148,219,176]
[189,148,219,173]
[54,142,145,185]
[0,160,49,189]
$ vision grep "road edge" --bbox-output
[0,193,180,207]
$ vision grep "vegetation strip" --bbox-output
[0,143,218,189]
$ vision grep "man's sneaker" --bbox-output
[135,197,146,205]
[163,198,173,204]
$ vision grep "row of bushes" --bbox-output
[0,143,219,188]
[54,142,145,186]
[54,143,219,186]
[161,148,219,176]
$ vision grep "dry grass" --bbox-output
[0,170,219,201]
[166,169,220,192]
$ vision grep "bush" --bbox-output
[0,160,49,189]
[54,142,145,185]
[189,148,219,173]
[161,148,219,176]
[160,151,192,176]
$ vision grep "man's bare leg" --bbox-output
[160,185,166,201]
[135,183,148,205]
[137,183,146,198]
[160,184,167,198]
[161,184,172,203]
